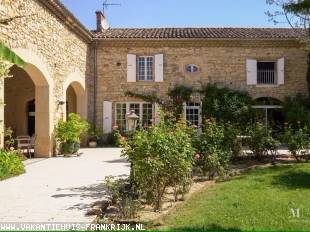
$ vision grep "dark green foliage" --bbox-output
[282,125,310,162]
[0,150,25,180]
[283,0,310,14]
[307,52,310,95]
[283,94,310,128]
[201,84,253,130]
[167,85,193,118]
[55,113,89,154]
[194,119,232,179]
[247,122,280,159]
[121,119,195,211]
[104,176,141,219]
[4,127,15,151]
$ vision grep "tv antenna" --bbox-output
[102,0,121,14]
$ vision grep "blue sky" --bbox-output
[61,0,285,30]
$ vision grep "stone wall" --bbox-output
[0,0,91,156]
[95,40,308,130]
[0,0,90,121]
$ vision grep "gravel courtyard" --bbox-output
[0,148,129,223]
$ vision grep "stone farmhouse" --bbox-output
[0,0,308,157]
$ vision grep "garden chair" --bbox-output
[16,135,36,158]
[28,134,36,157]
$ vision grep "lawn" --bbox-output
[160,163,310,231]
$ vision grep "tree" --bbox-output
[267,0,310,94]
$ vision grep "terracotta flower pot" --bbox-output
[88,141,97,148]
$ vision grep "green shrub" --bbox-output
[283,95,310,128]
[194,119,232,179]
[4,127,15,151]
[55,113,89,154]
[247,122,280,160]
[201,84,253,130]
[88,123,103,142]
[282,125,310,162]
[104,176,140,219]
[224,123,242,158]
[121,120,195,211]
[0,150,25,180]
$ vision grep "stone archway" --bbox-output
[63,71,87,120]
[2,48,54,157]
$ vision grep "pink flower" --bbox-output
[112,124,119,130]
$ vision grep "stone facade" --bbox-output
[0,0,309,155]
[0,0,92,156]
[95,40,308,130]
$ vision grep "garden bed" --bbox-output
[154,163,310,231]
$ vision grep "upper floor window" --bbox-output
[186,64,199,73]
[257,61,276,85]
[137,56,154,81]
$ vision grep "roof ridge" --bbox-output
[104,27,300,30]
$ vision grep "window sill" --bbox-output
[255,84,279,88]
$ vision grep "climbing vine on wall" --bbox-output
[167,86,193,117]
[125,86,194,118]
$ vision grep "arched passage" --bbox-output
[3,48,54,157]
[63,72,86,120]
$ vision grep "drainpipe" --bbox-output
[93,41,98,124]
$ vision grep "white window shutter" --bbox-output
[127,54,136,82]
[277,57,285,85]
[155,54,164,82]
[246,59,257,85]
[103,101,112,133]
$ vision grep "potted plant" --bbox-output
[55,113,89,156]
[88,123,103,148]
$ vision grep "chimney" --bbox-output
[96,11,109,31]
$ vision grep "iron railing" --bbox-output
[257,69,276,85]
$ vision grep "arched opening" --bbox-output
[4,67,35,137]
[2,48,54,158]
[66,85,77,120]
[252,97,284,133]
[63,74,86,120]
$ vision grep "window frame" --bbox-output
[137,56,154,81]
[185,64,200,74]
[115,102,155,131]
[257,60,277,86]
[184,102,202,127]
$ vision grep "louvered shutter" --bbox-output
[246,59,257,85]
[127,54,136,82]
[277,57,285,85]
[155,54,164,82]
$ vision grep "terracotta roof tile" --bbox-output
[93,28,305,40]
